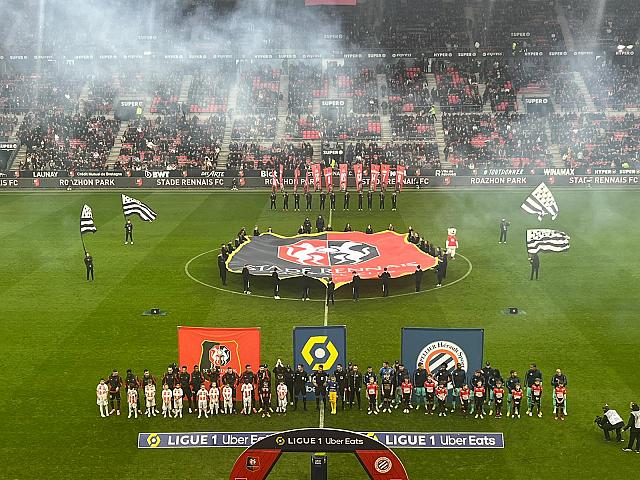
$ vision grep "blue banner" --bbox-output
[138,431,503,449]
[401,328,484,382]
[293,325,347,400]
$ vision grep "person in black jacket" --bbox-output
[351,272,361,301]
[124,219,134,245]
[330,191,336,210]
[301,271,311,301]
[529,252,540,280]
[270,191,277,210]
[303,217,312,234]
[358,191,363,211]
[218,254,227,285]
[292,364,308,411]
[391,191,398,211]
[414,265,424,292]
[320,191,326,210]
[305,192,313,211]
[343,190,350,210]
[333,364,348,410]
[326,280,335,306]
[436,259,445,287]
[316,215,325,232]
[84,252,94,281]
[293,191,300,211]
[367,190,373,210]
[272,271,280,299]
[282,191,289,211]
[499,218,510,243]
[379,267,391,297]
[347,364,363,409]
[379,191,385,210]
[622,403,640,452]
[242,265,251,294]
[365,224,373,234]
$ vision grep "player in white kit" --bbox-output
[161,384,173,418]
[241,380,253,415]
[197,385,209,418]
[222,384,234,414]
[276,381,288,414]
[209,383,220,415]
[173,384,184,418]
[144,382,157,417]
[96,379,109,417]
[127,388,138,419]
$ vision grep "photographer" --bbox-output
[596,404,625,442]
[622,403,640,453]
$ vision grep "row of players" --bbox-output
[96,361,568,420]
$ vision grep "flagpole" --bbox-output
[81,231,86,255]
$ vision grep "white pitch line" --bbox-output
[318,205,332,429]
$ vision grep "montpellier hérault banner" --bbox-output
[293,326,346,400]
[178,327,260,399]
[401,328,484,381]
[227,231,437,287]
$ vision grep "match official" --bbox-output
[326,279,335,306]
[218,254,227,285]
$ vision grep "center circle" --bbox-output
[185,250,472,301]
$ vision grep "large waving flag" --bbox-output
[80,204,97,234]
[521,182,559,221]
[121,194,157,221]
[526,229,570,254]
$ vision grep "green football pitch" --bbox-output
[1,188,638,479]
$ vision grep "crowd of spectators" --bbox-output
[118,114,224,171]
[344,141,440,169]
[226,142,313,171]
[0,74,81,113]
[83,77,117,116]
[188,67,232,114]
[327,64,378,114]
[149,72,183,115]
[231,115,277,141]
[443,112,551,168]
[385,60,436,115]
[237,65,281,115]
[0,114,19,141]
[288,63,328,116]
[390,114,436,140]
[550,113,639,168]
[483,62,517,113]
[582,63,640,111]
[435,64,483,113]
[17,112,119,171]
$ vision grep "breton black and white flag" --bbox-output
[521,182,559,221]
[121,194,157,221]
[526,229,570,254]
[80,204,97,234]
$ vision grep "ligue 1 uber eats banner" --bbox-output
[401,328,484,382]
[177,327,261,400]
[227,231,437,287]
[293,326,347,400]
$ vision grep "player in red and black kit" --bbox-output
[107,369,123,415]
[436,382,448,417]
[366,378,378,415]
[459,384,471,417]
[493,380,505,418]
[424,375,437,415]
[530,378,543,418]
[554,382,566,420]
[473,381,486,419]
[511,383,523,418]
[259,381,272,418]
[178,366,192,413]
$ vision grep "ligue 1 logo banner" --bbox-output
[401,328,484,381]
[178,327,260,399]
[293,326,347,400]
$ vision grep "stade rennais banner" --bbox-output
[178,327,261,400]
[401,328,484,382]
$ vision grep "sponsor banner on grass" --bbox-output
[226,231,437,286]
[177,327,260,400]
[293,326,346,399]
[138,431,504,449]
[401,328,484,381]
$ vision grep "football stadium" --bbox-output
[1,1,639,479]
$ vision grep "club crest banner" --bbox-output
[401,328,484,381]
[227,231,437,287]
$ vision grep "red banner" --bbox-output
[304,168,310,194]
[353,163,363,192]
[271,170,278,192]
[294,167,300,192]
[396,165,406,191]
[279,164,284,190]
[323,166,333,192]
[380,164,390,191]
[339,163,348,191]
[370,164,380,192]
[311,163,322,191]
[178,327,261,400]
